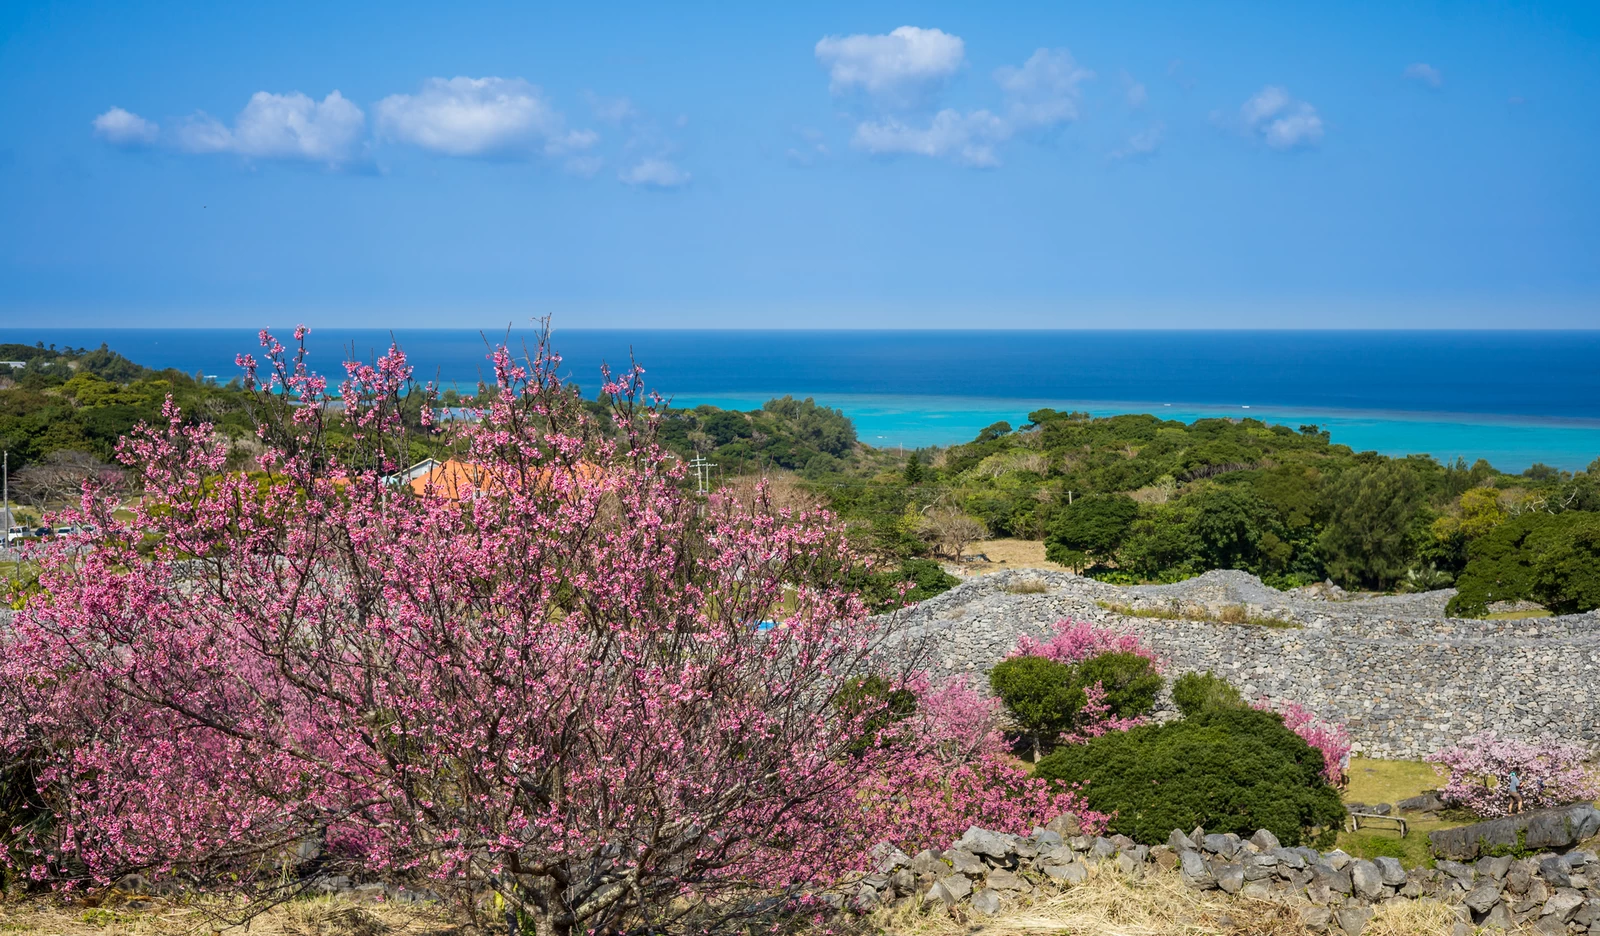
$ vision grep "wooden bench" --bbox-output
[1348,812,1408,837]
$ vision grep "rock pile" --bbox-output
[866,818,1600,935]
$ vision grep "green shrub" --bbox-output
[1171,670,1246,718]
[989,656,1083,761]
[1074,651,1162,719]
[1035,707,1345,847]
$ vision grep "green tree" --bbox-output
[1529,513,1600,615]
[1119,503,1201,581]
[989,656,1083,761]
[1318,462,1426,589]
[1446,512,1558,616]
[1186,486,1270,572]
[1044,494,1139,571]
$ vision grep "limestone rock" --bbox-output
[1181,850,1216,889]
[945,848,985,877]
[1544,888,1586,922]
[985,868,1029,892]
[937,873,972,902]
[1350,859,1385,900]
[1335,905,1373,936]
[970,888,1002,916]
[1374,856,1407,887]
[1250,828,1282,851]
[1464,883,1502,915]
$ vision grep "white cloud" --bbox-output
[994,48,1094,127]
[1404,63,1443,88]
[814,26,964,100]
[1111,123,1163,160]
[1123,73,1148,109]
[852,109,1009,167]
[175,91,366,164]
[1237,85,1323,150]
[585,92,638,124]
[619,157,690,188]
[92,107,158,147]
[375,77,595,158]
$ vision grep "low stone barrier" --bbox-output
[1431,806,1600,861]
[867,819,1600,934]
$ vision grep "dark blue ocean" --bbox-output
[4,328,1599,471]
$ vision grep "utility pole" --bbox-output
[688,456,717,496]
[1066,490,1074,506]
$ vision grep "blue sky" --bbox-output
[0,0,1596,329]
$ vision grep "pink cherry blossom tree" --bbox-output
[1433,732,1600,818]
[0,326,1101,934]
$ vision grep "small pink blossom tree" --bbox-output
[1002,619,1164,746]
[1253,700,1352,785]
[1433,732,1600,818]
[0,327,1102,935]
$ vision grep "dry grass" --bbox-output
[1004,577,1050,595]
[961,539,1069,576]
[0,895,459,936]
[1096,601,1300,630]
[864,862,1458,936]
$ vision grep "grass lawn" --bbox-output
[1336,757,1460,868]
[1486,609,1553,620]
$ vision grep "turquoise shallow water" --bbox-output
[671,393,1600,472]
[4,328,1599,472]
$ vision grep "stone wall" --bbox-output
[872,811,1600,934]
[880,569,1600,760]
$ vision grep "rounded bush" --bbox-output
[1073,650,1161,719]
[1034,707,1345,847]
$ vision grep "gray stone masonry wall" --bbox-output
[878,569,1600,759]
[863,809,1600,934]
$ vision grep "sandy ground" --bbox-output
[955,538,1069,575]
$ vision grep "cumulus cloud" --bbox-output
[814,26,964,101]
[1236,85,1323,150]
[994,48,1093,127]
[852,109,1009,168]
[1111,123,1163,160]
[1404,63,1443,88]
[92,107,159,147]
[844,46,1089,167]
[375,77,596,158]
[173,91,365,164]
[619,157,690,189]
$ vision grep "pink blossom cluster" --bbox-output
[1254,700,1353,785]
[1432,732,1600,818]
[0,326,1104,932]
[1008,618,1164,670]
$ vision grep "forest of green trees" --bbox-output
[3,342,1596,616]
